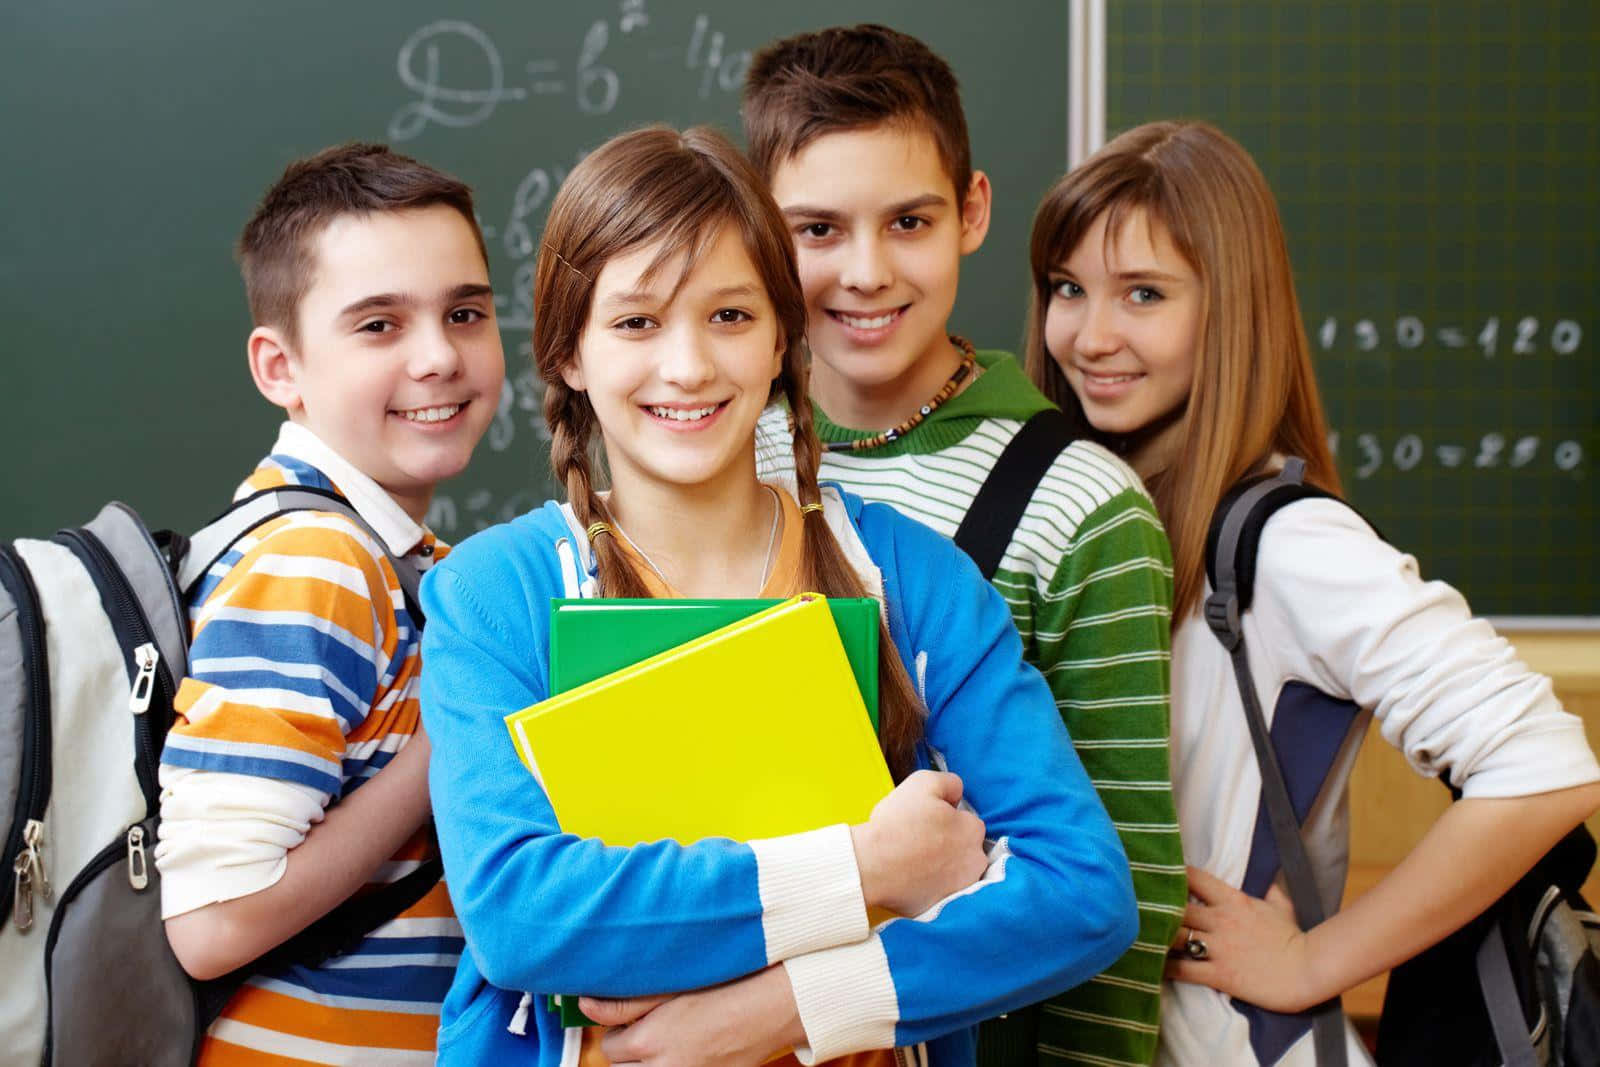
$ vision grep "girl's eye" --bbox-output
[799,222,834,239]
[1129,286,1163,305]
[617,316,655,331]
[1051,279,1083,300]
[359,319,396,334]
[448,307,487,325]
[711,308,752,324]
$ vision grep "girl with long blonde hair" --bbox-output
[1027,119,1600,1065]
[418,124,1138,1067]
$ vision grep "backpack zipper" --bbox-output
[0,544,52,931]
[39,828,132,1065]
[53,528,175,814]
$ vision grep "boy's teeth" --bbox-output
[838,311,898,330]
[398,404,461,423]
[649,404,719,422]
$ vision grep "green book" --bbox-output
[549,597,880,730]
[544,596,880,1026]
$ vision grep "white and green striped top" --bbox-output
[757,350,1184,1067]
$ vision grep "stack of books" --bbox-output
[503,593,890,1026]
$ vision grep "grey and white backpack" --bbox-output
[0,489,439,1066]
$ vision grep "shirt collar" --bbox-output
[268,421,429,557]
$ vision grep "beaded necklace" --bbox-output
[823,335,977,453]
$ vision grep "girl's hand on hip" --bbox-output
[851,769,989,916]
[1164,865,1322,1014]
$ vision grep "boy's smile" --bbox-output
[771,124,990,430]
[253,204,505,521]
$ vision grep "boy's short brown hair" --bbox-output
[742,24,973,200]
[237,143,485,345]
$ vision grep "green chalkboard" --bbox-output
[3,1,1066,543]
[1109,0,1597,619]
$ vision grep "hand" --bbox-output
[1164,866,1323,1013]
[581,967,805,1066]
[850,769,988,916]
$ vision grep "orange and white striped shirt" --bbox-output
[158,422,460,1065]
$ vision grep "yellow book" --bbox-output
[504,593,893,846]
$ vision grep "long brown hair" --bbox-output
[536,124,923,778]
[1024,120,1340,621]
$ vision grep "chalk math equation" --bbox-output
[1317,315,1583,356]
[388,7,751,142]
[1330,431,1585,481]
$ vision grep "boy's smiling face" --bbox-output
[770,123,990,429]
[249,204,505,521]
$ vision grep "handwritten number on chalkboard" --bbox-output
[1552,320,1582,355]
[577,20,620,115]
[1395,317,1424,349]
[1319,317,1337,350]
[1478,317,1499,357]
[489,380,516,453]
[1393,434,1423,471]
[1356,433,1382,479]
[504,169,553,260]
[1514,317,1539,355]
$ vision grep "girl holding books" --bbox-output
[1024,118,1600,1066]
[418,124,1137,1067]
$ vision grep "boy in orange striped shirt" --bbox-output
[155,143,504,1064]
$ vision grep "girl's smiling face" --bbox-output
[1044,207,1203,450]
[561,223,785,499]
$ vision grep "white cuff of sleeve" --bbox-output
[782,935,899,1063]
[748,823,868,962]
[155,767,326,918]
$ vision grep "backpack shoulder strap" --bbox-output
[1203,458,1345,633]
[1202,457,1349,1067]
[195,852,445,1031]
[952,408,1078,580]
[177,486,424,623]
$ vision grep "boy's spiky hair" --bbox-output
[237,142,485,345]
[742,24,973,199]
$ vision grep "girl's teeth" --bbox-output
[1089,374,1140,384]
[649,405,718,422]
[839,311,897,330]
[398,404,461,423]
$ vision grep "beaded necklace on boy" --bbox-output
[823,335,977,453]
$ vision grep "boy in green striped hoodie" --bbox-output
[744,25,1184,1067]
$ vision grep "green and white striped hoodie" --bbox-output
[757,349,1185,1067]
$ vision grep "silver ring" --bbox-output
[1184,936,1209,961]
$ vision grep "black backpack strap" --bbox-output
[195,852,445,1030]
[177,486,424,624]
[953,409,1078,580]
[1203,458,1348,1067]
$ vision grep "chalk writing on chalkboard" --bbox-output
[1317,315,1584,357]
[388,9,751,142]
[1329,432,1583,480]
